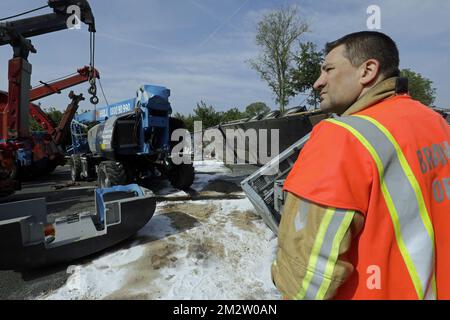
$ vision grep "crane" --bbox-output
[0,0,96,195]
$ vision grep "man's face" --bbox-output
[313,45,364,114]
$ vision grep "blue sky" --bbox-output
[0,0,449,114]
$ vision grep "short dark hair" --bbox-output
[325,31,400,78]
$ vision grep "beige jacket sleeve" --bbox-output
[271,192,364,300]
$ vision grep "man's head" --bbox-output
[313,31,400,114]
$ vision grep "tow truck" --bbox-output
[0,1,157,269]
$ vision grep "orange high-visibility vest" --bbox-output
[283,95,450,299]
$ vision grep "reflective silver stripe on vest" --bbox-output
[330,116,435,299]
[295,208,354,300]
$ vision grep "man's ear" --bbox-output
[359,59,380,86]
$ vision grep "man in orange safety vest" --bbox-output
[272,31,450,300]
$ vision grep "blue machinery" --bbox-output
[69,84,194,191]
[73,85,172,156]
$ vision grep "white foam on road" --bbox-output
[193,160,232,174]
[45,245,147,300]
[153,160,225,196]
[151,198,280,300]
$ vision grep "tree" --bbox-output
[192,101,222,129]
[173,103,247,132]
[45,107,74,148]
[249,6,309,112]
[400,69,436,106]
[27,106,74,149]
[29,117,42,131]
[222,107,246,123]
[290,42,324,109]
[245,102,270,118]
[173,111,194,132]
[28,105,59,131]
[45,107,64,125]
[29,106,61,132]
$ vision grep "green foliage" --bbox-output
[173,101,250,132]
[290,42,324,108]
[46,107,74,148]
[27,106,73,149]
[45,107,64,125]
[172,111,194,132]
[222,107,247,123]
[400,69,436,106]
[249,6,309,112]
[192,101,223,129]
[29,117,42,131]
[28,105,56,132]
[245,102,270,118]
[28,107,64,131]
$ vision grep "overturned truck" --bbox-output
[201,106,327,166]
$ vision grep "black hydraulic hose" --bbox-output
[0,5,50,21]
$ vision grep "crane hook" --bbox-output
[90,95,99,105]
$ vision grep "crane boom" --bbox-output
[30,66,99,101]
[0,0,96,141]
[0,1,96,195]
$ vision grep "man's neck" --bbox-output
[342,77,398,116]
[357,78,384,100]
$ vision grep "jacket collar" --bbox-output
[343,77,398,116]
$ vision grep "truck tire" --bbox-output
[97,161,127,188]
[168,163,195,190]
[70,154,82,182]
[168,117,195,190]
[45,160,58,175]
[169,117,187,148]
[9,162,19,180]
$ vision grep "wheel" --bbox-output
[168,162,195,190]
[97,161,127,188]
[9,162,19,180]
[168,118,195,190]
[169,117,188,148]
[45,160,58,175]
[169,116,192,159]
[70,154,82,182]
[0,178,16,197]
[0,163,17,196]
